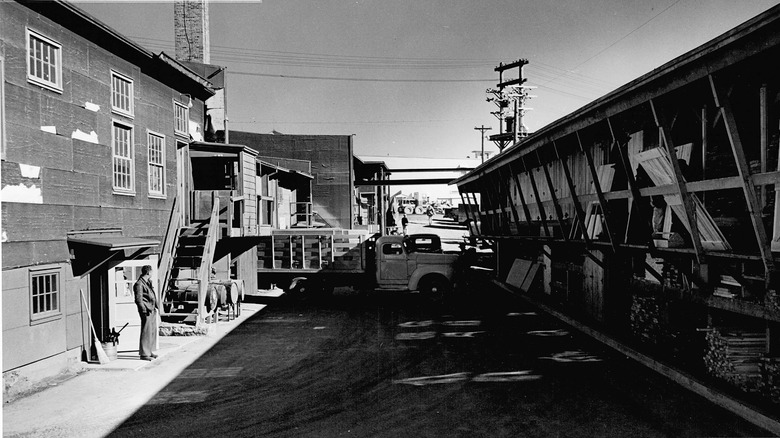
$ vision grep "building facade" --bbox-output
[1,0,214,396]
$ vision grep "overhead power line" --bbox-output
[539,0,681,88]
[228,71,493,83]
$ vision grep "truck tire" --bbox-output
[419,276,450,303]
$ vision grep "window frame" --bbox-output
[29,267,62,325]
[147,130,166,198]
[26,28,62,93]
[110,70,134,118]
[173,100,189,138]
[112,120,135,195]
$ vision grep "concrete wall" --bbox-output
[231,132,354,229]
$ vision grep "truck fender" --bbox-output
[288,277,308,292]
[408,266,455,291]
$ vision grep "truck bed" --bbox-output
[257,229,370,273]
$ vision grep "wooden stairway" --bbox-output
[160,195,220,327]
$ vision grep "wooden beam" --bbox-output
[354,178,454,187]
[508,161,535,227]
[760,84,768,207]
[465,191,484,237]
[577,132,617,251]
[650,98,705,265]
[607,118,657,252]
[522,157,552,237]
[537,150,571,243]
[497,166,523,234]
[477,176,500,234]
[490,171,512,234]
[709,75,775,283]
[386,167,475,173]
[554,141,590,244]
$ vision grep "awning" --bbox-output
[67,230,160,278]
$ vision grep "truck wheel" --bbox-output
[420,277,450,303]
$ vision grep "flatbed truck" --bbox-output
[255,230,459,299]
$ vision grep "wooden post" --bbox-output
[709,75,775,285]
[537,150,570,243]
[760,84,768,207]
[554,141,590,244]
[576,132,616,251]
[270,235,276,269]
[650,98,704,265]
[701,105,708,204]
[522,158,552,237]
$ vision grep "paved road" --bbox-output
[108,289,769,437]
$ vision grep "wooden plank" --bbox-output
[577,132,616,250]
[506,259,533,289]
[554,141,589,243]
[508,161,534,228]
[523,158,551,237]
[710,75,775,283]
[760,85,768,207]
[608,119,656,251]
[465,191,484,236]
[498,166,523,234]
[538,150,571,242]
[520,263,541,292]
[650,99,705,264]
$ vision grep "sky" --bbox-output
[75,0,780,163]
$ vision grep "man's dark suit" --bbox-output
[133,276,158,359]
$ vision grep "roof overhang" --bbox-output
[261,159,313,188]
[189,141,259,158]
[20,1,215,101]
[67,230,159,278]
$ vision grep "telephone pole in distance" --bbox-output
[474,125,492,164]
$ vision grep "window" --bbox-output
[30,269,61,322]
[111,71,134,117]
[112,121,134,194]
[174,101,188,137]
[147,131,165,197]
[382,243,404,255]
[26,29,62,92]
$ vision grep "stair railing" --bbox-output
[158,196,180,315]
[196,192,220,328]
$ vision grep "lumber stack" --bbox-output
[704,328,765,392]
[630,295,664,345]
[759,357,780,404]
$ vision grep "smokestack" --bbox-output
[174,0,210,63]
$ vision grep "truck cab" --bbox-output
[374,234,458,298]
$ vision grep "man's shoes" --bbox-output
[140,356,153,361]
[150,353,158,358]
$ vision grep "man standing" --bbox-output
[401,214,409,236]
[133,265,158,361]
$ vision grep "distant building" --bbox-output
[230,131,355,229]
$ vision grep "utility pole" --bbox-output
[474,125,492,164]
